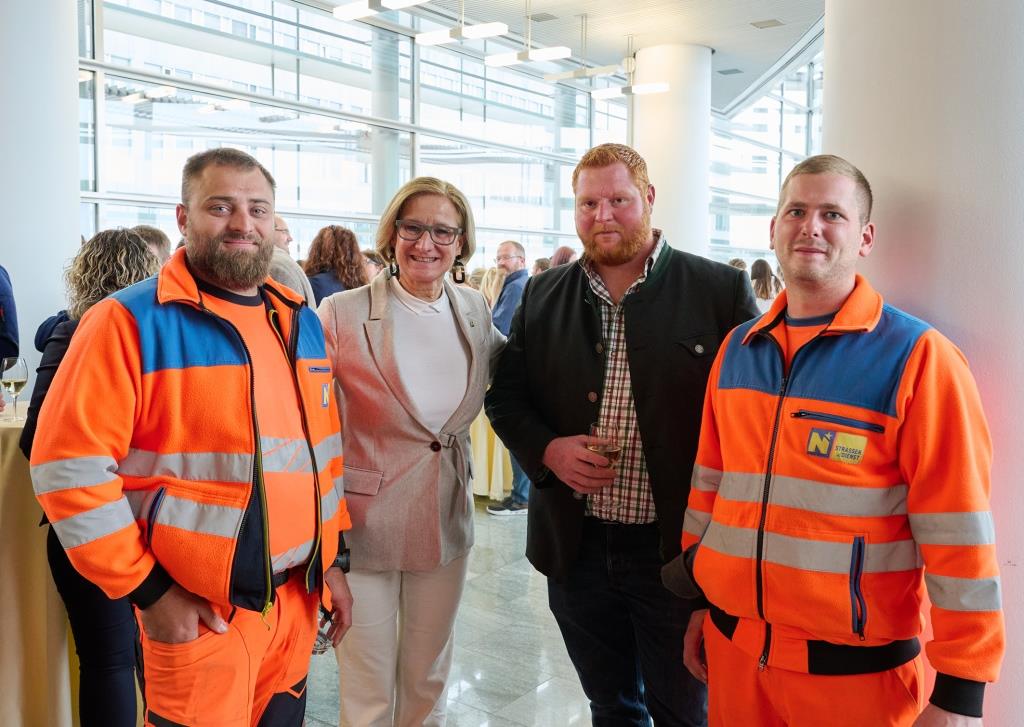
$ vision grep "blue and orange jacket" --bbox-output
[683,275,1003,716]
[30,248,351,613]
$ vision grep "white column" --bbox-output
[0,0,80,385]
[823,0,1024,719]
[632,44,711,256]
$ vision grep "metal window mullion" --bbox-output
[411,31,419,177]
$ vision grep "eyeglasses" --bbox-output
[495,254,524,262]
[395,219,462,246]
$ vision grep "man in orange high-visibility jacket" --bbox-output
[31,148,354,727]
[674,155,1003,727]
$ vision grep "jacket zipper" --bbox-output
[145,487,168,546]
[200,303,274,620]
[850,536,867,640]
[791,410,885,433]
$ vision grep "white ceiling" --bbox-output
[405,0,824,110]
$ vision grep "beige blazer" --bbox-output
[318,273,505,572]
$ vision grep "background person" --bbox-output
[532,257,551,275]
[317,176,504,727]
[749,257,782,313]
[362,248,386,282]
[268,213,317,306]
[550,245,577,267]
[478,266,505,308]
[132,224,172,264]
[304,224,368,307]
[20,228,159,727]
[0,263,18,359]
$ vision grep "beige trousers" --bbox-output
[335,554,468,727]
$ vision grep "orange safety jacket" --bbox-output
[682,275,1003,717]
[31,249,351,614]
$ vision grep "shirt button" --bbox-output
[595,343,604,354]
[587,392,598,403]
[694,344,705,354]
[430,441,442,452]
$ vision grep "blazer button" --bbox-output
[430,441,442,452]
[587,392,598,403]
[694,344,705,354]
[595,343,604,354]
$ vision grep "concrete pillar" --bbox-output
[823,0,1024,719]
[371,28,400,214]
[632,44,712,255]
[0,0,81,388]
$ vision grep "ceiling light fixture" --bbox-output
[590,36,669,101]
[415,0,508,46]
[545,15,625,82]
[484,0,570,67]
[333,0,428,22]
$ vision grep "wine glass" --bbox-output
[587,423,622,469]
[2,357,28,421]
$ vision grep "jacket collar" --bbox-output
[157,246,305,308]
[742,274,884,344]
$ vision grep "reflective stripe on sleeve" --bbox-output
[312,432,342,468]
[682,508,713,539]
[691,465,723,493]
[31,456,119,494]
[321,478,343,523]
[718,472,908,518]
[926,573,1002,612]
[51,499,137,548]
[119,449,252,483]
[909,511,996,546]
[153,494,243,539]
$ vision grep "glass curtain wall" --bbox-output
[708,50,824,266]
[79,0,626,266]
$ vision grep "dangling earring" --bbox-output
[451,255,466,284]
[387,251,399,279]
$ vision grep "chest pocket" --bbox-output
[676,332,720,362]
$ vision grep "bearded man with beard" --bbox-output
[31,148,353,727]
[486,143,758,727]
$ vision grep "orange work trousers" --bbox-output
[139,571,319,727]
[704,616,924,727]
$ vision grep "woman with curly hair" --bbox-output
[20,228,159,727]
[304,224,368,306]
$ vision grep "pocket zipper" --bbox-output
[145,487,168,546]
[791,410,885,433]
[849,535,868,640]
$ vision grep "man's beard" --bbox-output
[580,209,652,266]
[186,231,273,291]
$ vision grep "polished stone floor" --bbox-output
[305,498,591,726]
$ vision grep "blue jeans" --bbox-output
[510,454,530,505]
[548,518,707,727]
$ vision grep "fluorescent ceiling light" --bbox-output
[415,28,455,45]
[485,50,525,67]
[528,46,571,62]
[333,0,375,20]
[544,63,623,82]
[461,22,508,39]
[381,0,425,8]
[416,22,509,46]
[591,82,670,100]
[590,87,623,100]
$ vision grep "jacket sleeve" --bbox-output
[20,320,77,460]
[29,299,171,605]
[484,278,559,482]
[0,265,18,359]
[897,329,1003,718]
[729,266,760,331]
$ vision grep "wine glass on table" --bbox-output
[2,357,28,421]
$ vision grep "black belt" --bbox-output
[709,604,920,676]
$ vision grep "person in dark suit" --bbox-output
[486,143,758,727]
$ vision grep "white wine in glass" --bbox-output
[2,357,28,421]
[587,423,622,469]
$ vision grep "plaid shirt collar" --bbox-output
[581,229,666,306]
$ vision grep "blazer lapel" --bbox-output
[363,274,434,436]
[439,278,480,435]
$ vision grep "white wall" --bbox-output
[824,0,1024,719]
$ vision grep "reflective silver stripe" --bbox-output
[155,494,243,539]
[31,456,119,494]
[261,436,313,474]
[51,500,137,548]
[272,540,314,573]
[119,449,251,484]
[691,465,723,493]
[313,432,343,467]
[718,472,908,518]
[682,508,712,539]
[125,489,156,519]
[322,481,342,523]
[700,520,919,574]
[909,512,996,546]
[926,573,1002,612]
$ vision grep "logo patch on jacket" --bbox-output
[807,429,867,464]
[322,383,330,407]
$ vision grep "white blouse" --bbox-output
[389,276,470,433]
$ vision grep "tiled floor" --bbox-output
[305,498,590,726]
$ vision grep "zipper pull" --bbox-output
[758,652,769,671]
[260,600,273,630]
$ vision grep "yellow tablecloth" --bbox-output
[0,403,74,726]
[469,409,512,501]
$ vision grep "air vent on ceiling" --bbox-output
[530,12,557,22]
[751,19,784,29]
[718,68,743,75]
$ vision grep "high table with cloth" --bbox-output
[469,409,512,501]
[0,401,74,726]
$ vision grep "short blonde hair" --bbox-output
[572,143,651,194]
[375,177,476,264]
[778,154,873,224]
[479,267,506,308]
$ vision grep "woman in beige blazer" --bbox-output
[317,177,504,727]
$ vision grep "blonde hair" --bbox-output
[778,154,873,224]
[478,267,506,308]
[374,177,476,266]
[66,229,160,320]
[572,143,651,194]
